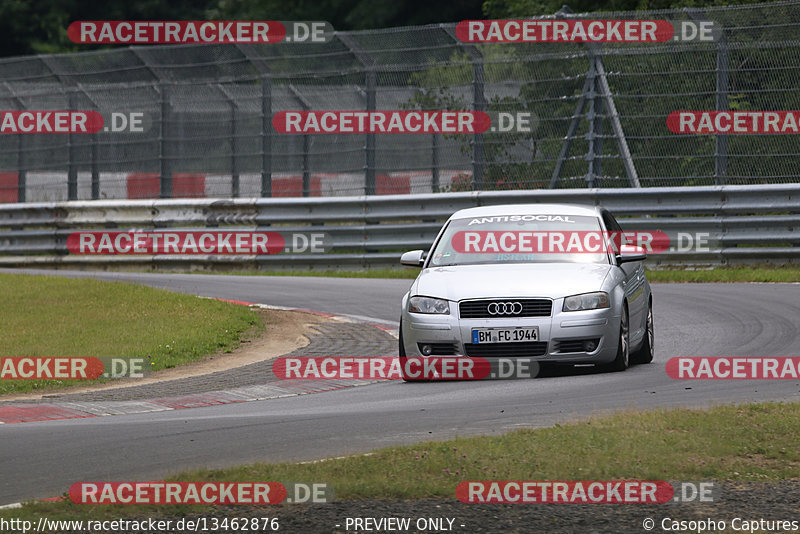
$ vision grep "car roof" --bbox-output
[449,203,602,220]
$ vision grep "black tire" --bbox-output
[398,322,423,382]
[632,301,654,364]
[604,304,630,372]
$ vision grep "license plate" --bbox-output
[471,327,539,344]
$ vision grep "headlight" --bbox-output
[408,296,450,314]
[562,291,610,312]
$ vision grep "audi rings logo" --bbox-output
[487,301,523,315]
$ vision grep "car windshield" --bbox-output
[427,213,609,267]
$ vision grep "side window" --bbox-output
[601,210,623,264]
[602,211,622,233]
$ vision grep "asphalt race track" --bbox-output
[1,269,799,505]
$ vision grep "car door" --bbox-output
[602,210,646,342]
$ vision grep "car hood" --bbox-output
[412,262,613,301]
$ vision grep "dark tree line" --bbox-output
[0,0,776,58]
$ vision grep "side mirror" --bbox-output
[400,250,425,267]
[617,244,646,264]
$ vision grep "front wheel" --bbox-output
[604,305,629,372]
[632,302,654,364]
[399,321,423,382]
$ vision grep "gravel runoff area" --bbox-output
[0,319,396,404]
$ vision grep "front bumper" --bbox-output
[402,300,619,364]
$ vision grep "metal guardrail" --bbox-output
[0,184,798,270]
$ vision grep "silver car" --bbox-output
[399,203,654,379]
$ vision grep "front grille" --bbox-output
[464,342,548,358]
[417,342,458,356]
[459,299,552,319]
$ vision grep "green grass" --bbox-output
[210,265,800,283]
[5,401,799,520]
[176,402,800,495]
[644,265,800,283]
[219,268,420,279]
[0,273,263,395]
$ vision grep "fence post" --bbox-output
[441,26,486,190]
[715,34,729,185]
[432,133,440,193]
[5,83,27,202]
[217,83,240,198]
[365,70,377,195]
[261,74,272,197]
[686,9,728,186]
[17,135,25,202]
[231,100,239,197]
[67,90,78,200]
[288,84,313,197]
[586,55,599,188]
[235,45,273,198]
[91,129,99,200]
[159,83,172,198]
[337,34,378,195]
[472,56,485,191]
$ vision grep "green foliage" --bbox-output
[212,0,485,30]
[482,0,775,19]
[0,0,212,57]
[0,0,487,58]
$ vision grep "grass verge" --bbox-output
[0,273,263,395]
[4,401,799,520]
[221,268,420,279]
[212,265,800,283]
[645,265,800,283]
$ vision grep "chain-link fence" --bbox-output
[1,1,799,202]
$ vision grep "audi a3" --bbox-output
[399,204,653,379]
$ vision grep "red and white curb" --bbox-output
[0,299,398,425]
